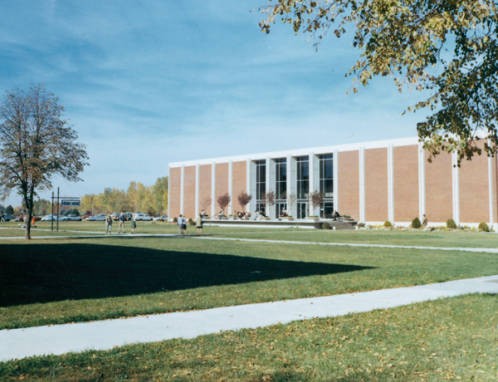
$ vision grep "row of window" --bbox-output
[254,155,334,218]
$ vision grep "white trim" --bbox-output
[359,147,365,223]
[169,136,418,168]
[195,164,199,218]
[488,154,494,225]
[180,166,184,215]
[228,160,233,216]
[333,151,338,212]
[211,162,216,218]
[387,144,394,223]
[418,143,426,220]
[452,153,460,225]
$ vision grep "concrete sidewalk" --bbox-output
[1,275,497,362]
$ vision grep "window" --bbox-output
[255,160,266,214]
[274,158,287,217]
[296,156,309,218]
[319,154,334,218]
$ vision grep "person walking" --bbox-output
[178,215,187,235]
[105,214,113,235]
[118,212,126,233]
[130,215,137,234]
[196,213,203,234]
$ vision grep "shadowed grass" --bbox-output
[0,236,497,329]
[1,294,495,381]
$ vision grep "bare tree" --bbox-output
[0,85,89,239]
[265,191,275,206]
[237,191,252,210]
[217,193,231,215]
[310,191,323,209]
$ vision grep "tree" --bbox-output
[237,191,252,210]
[310,191,323,209]
[152,176,168,215]
[0,85,88,239]
[260,1,497,162]
[217,193,231,215]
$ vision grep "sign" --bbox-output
[60,198,80,207]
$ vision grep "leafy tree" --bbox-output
[260,1,497,162]
[33,198,51,216]
[6,205,14,215]
[152,176,168,214]
[0,85,88,239]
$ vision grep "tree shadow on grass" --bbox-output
[0,243,372,306]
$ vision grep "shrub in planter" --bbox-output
[411,217,422,229]
[313,222,323,229]
[478,222,490,232]
[384,220,392,228]
[322,222,332,230]
[446,218,457,229]
[173,217,178,223]
[188,218,195,226]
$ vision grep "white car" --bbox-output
[41,214,58,221]
[133,213,153,221]
[85,214,107,221]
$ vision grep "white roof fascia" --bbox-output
[169,136,418,168]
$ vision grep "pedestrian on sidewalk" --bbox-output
[118,212,126,233]
[130,216,137,234]
[105,214,113,235]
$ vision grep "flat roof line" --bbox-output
[169,136,418,168]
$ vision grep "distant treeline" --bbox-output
[80,177,168,215]
[1,177,168,217]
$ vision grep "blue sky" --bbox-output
[1,0,426,207]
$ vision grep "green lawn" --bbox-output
[1,294,495,381]
[1,232,497,329]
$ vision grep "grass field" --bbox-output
[1,294,496,381]
[0,226,497,380]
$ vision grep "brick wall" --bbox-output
[393,145,418,222]
[338,150,359,220]
[365,148,388,221]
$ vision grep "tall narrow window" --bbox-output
[274,158,287,217]
[255,160,266,215]
[296,156,309,219]
[319,154,334,218]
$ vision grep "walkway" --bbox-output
[1,275,497,362]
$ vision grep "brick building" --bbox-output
[168,137,498,227]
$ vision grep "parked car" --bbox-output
[60,214,82,221]
[133,212,153,221]
[41,214,58,221]
[85,214,107,221]
[153,215,168,222]
[0,213,15,222]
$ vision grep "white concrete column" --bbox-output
[359,147,365,223]
[387,144,394,223]
[451,152,460,225]
[333,151,339,212]
[287,155,297,217]
[211,162,216,218]
[194,164,200,218]
[228,160,233,216]
[180,166,185,215]
[418,143,426,220]
[309,154,320,216]
[487,154,495,226]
